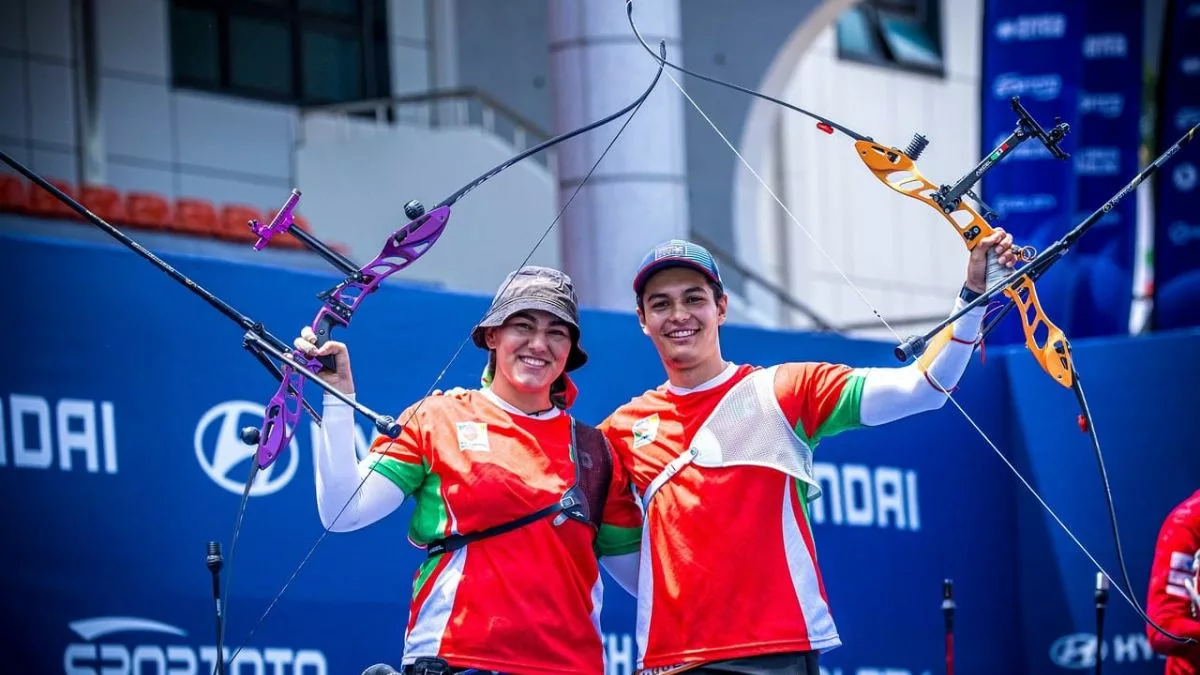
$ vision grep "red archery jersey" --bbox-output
[1147,489,1200,673]
[600,362,864,668]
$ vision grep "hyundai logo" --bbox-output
[1049,633,1102,669]
[1169,221,1200,247]
[1177,107,1200,131]
[1174,162,1197,192]
[194,401,299,496]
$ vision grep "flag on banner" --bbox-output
[1152,0,1200,330]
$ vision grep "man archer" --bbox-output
[1146,489,1200,673]
[599,233,1015,674]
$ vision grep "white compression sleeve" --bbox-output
[314,392,407,532]
[858,294,986,427]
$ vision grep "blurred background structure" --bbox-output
[2,1,1199,674]
[1,0,1195,334]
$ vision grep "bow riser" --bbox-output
[311,205,451,351]
[254,205,451,468]
[1006,275,1073,388]
[854,142,1035,259]
[257,364,310,468]
[853,140,1073,388]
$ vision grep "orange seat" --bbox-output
[173,198,220,237]
[125,192,173,230]
[220,204,264,243]
[0,175,28,213]
[28,178,82,220]
[80,185,126,223]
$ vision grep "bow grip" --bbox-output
[985,248,1009,292]
[311,311,340,372]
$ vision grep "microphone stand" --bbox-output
[207,541,227,675]
[942,579,955,675]
[1095,572,1109,675]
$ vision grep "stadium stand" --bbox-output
[1,174,345,255]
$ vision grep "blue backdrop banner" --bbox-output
[2,229,1199,674]
[1006,329,1200,673]
[1152,0,1200,330]
[980,1,1084,346]
[0,231,1018,675]
[1068,3,1143,338]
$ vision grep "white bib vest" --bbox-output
[641,366,822,509]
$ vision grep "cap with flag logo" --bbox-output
[632,239,723,296]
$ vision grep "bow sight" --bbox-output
[888,95,1072,363]
[896,113,1200,372]
[924,96,1070,221]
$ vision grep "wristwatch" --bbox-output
[959,283,983,303]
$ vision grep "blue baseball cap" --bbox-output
[632,239,723,296]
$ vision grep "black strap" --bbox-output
[425,418,590,558]
[402,656,505,674]
[425,501,563,557]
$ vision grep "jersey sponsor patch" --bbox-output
[455,421,490,452]
[632,413,660,448]
[1166,550,1198,599]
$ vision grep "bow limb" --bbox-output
[625,0,870,142]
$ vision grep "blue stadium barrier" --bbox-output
[2,230,1196,674]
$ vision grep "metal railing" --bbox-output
[299,88,556,168]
